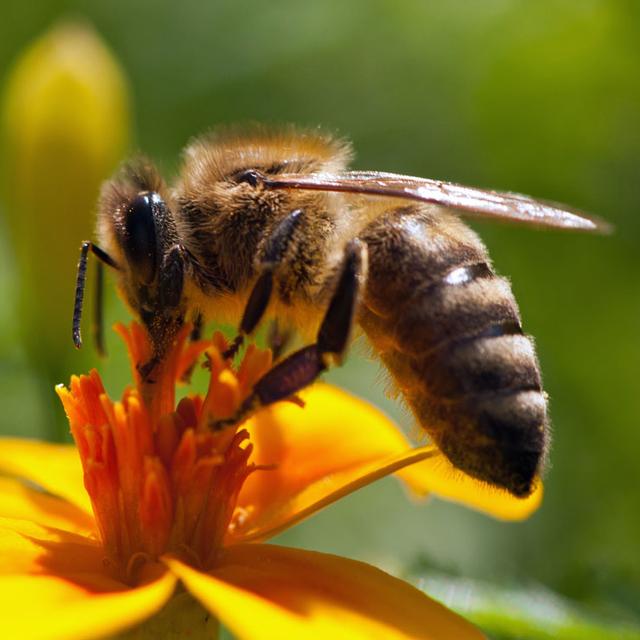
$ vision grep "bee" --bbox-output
[72,126,608,497]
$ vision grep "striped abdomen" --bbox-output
[357,206,548,496]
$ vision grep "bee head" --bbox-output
[97,159,186,361]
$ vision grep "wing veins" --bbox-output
[261,171,610,233]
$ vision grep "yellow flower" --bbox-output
[1,21,130,366]
[0,325,541,638]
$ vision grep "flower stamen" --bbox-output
[57,323,273,583]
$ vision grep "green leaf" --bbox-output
[413,573,640,640]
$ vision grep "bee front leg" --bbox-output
[178,312,205,383]
[212,239,367,429]
[190,313,204,342]
[224,209,305,359]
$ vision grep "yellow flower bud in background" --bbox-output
[0,20,130,385]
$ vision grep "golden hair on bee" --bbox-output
[72,124,607,496]
[180,124,353,183]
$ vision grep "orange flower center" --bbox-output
[57,323,273,583]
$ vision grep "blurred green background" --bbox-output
[0,1,638,638]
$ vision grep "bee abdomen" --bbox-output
[358,208,549,496]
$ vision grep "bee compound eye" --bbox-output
[234,169,263,187]
[123,191,160,284]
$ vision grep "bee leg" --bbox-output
[316,238,367,365]
[267,320,293,361]
[223,209,304,360]
[93,260,106,357]
[190,312,204,341]
[137,355,160,382]
[179,313,204,383]
[212,240,367,430]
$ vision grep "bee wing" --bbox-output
[262,170,610,233]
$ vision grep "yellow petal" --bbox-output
[238,384,421,514]
[0,517,176,639]
[238,384,539,526]
[0,477,95,536]
[0,438,91,514]
[0,516,103,576]
[230,446,437,543]
[167,544,484,640]
[398,454,543,521]
[0,573,176,640]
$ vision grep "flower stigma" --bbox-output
[57,323,275,584]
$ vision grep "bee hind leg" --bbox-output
[211,239,367,430]
[223,209,305,359]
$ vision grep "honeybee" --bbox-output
[72,126,607,497]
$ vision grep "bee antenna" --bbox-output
[73,241,119,352]
[72,242,91,349]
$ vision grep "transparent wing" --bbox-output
[260,170,610,232]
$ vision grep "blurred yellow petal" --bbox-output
[238,384,422,512]
[230,446,437,543]
[238,384,540,525]
[0,477,95,536]
[0,438,91,514]
[1,20,130,367]
[167,544,484,640]
[398,453,543,521]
